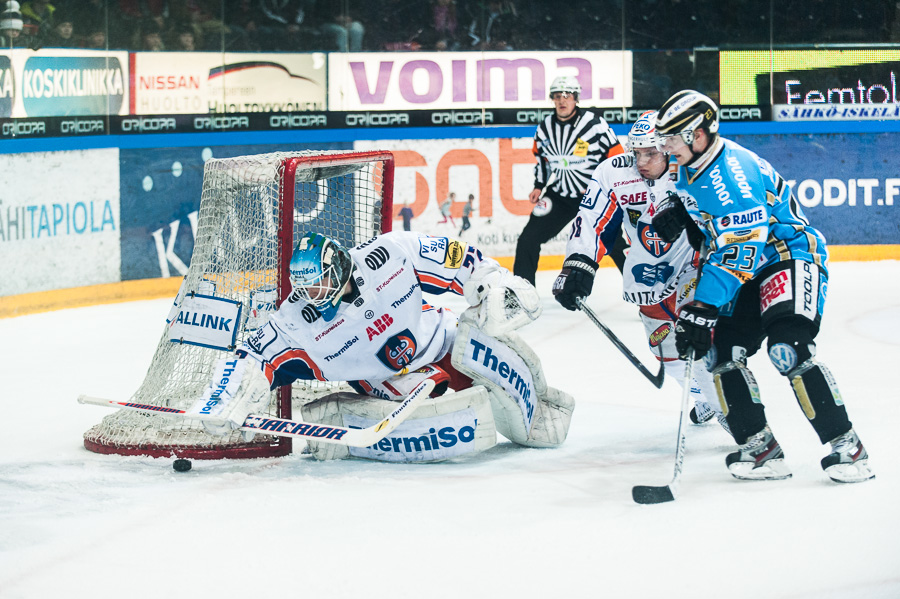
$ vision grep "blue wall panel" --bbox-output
[119,141,352,281]
[733,133,899,245]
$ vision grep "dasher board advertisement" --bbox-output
[329,51,633,111]
[0,49,129,118]
[721,49,900,121]
[133,52,327,115]
[0,148,120,295]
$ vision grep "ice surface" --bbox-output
[1,263,898,599]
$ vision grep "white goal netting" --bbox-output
[83,150,394,458]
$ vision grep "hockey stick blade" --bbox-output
[632,484,676,504]
[77,378,435,448]
[576,298,665,388]
[631,353,694,505]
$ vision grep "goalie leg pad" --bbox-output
[301,386,496,462]
[451,321,574,447]
[187,358,273,440]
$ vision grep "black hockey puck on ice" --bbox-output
[173,459,192,472]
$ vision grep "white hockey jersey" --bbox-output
[241,232,499,387]
[566,154,698,306]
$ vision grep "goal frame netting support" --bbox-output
[83,150,394,460]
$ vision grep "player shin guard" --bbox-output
[712,360,765,445]
[784,359,851,444]
[451,321,574,447]
[301,386,496,462]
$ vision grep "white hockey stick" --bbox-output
[632,351,694,504]
[77,378,435,448]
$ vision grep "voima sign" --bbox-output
[328,51,632,111]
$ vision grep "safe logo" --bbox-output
[377,328,418,371]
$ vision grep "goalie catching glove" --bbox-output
[186,357,273,439]
[461,265,542,336]
[552,254,598,311]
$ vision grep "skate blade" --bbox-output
[825,459,875,483]
[728,458,793,481]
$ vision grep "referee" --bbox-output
[514,75,627,287]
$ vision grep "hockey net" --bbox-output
[83,150,394,459]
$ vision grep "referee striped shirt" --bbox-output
[532,107,624,202]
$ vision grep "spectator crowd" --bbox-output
[2,0,897,52]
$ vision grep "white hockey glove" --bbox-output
[187,358,273,439]
[461,265,542,336]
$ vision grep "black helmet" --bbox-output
[656,90,719,146]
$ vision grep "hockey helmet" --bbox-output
[289,232,353,322]
[549,75,581,99]
[628,110,662,150]
[656,90,719,146]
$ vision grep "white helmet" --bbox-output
[549,75,581,98]
[628,110,661,149]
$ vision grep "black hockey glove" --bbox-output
[552,254,598,311]
[652,191,691,243]
[674,303,719,360]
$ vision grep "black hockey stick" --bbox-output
[632,351,694,504]
[576,297,665,389]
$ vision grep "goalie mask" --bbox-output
[289,232,353,322]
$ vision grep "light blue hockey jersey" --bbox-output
[672,137,828,308]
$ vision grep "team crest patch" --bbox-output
[637,222,672,257]
[377,328,418,371]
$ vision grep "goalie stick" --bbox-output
[78,378,435,449]
[576,297,665,389]
[632,351,694,504]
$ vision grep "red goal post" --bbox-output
[83,150,395,459]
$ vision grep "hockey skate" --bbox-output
[689,401,715,424]
[821,428,875,483]
[725,425,792,480]
[690,401,732,435]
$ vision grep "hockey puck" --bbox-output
[173,459,192,472]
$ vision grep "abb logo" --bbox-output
[366,314,395,341]
[760,271,792,311]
